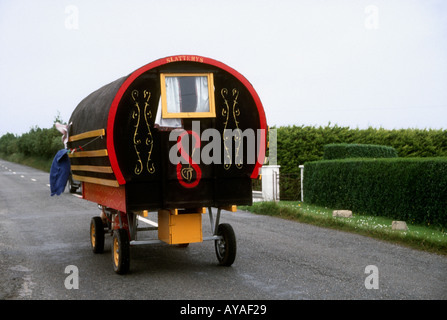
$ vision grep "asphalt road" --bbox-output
[0,159,446,300]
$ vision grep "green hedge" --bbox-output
[323,143,398,160]
[275,125,447,174]
[303,158,447,229]
[0,114,65,161]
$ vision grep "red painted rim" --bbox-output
[107,55,267,185]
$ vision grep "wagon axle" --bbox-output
[90,206,237,274]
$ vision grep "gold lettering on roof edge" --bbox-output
[166,56,205,64]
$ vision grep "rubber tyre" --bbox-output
[112,229,130,274]
[214,223,236,266]
[90,217,105,254]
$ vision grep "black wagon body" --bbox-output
[67,55,267,273]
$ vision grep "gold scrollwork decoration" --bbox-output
[143,90,155,174]
[221,88,242,170]
[131,89,155,175]
[221,88,231,170]
[131,90,143,175]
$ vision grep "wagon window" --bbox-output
[159,73,216,119]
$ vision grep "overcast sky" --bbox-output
[0,0,446,137]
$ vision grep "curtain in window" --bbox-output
[166,77,181,113]
[155,76,210,128]
[155,77,182,128]
[195,76,209,113]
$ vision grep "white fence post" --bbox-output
[261,165,281,201]
[299,165,304,202]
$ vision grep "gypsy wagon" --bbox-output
[67,55,267,274]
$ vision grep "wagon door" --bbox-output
[156,72,216,209]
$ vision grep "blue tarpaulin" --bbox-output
[49,149,71,196]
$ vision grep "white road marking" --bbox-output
[137,215,158,227]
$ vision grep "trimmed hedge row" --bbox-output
[323,143,398,160]
[275,125,447,174]
[303,158,447,228]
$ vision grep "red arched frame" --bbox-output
[107,55,267,185]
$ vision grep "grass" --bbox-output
[241,201,447,256]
